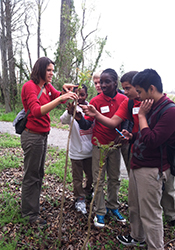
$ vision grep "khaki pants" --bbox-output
[129,167,170,250]
[21,130,48,221]
[120,143,132,176]
[92,145,121,215]
[161,174,175,221]
[71,157,92,199]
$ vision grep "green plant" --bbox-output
[119,179,129,203]
[0,109,20,122]
[0,192,25,227]
[0,133,21,148]
[45,148,72,182]
[83,138,122,250]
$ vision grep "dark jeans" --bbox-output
[71,157,93,199]
[21,130,48,221]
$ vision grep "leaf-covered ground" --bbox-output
[0,149,175,249]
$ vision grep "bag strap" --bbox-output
[128,99,134,122]
[24,84,45,119]
[127,99,134,161]
[157,102,175,175]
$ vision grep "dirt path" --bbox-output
[0,121,128,179]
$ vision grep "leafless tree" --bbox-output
[0,0,11,112]
[55,0,107,88]
[58,0,74,82]
[5,0,17,107]
[35,0,49,59]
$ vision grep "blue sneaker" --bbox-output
[107,208,126,223]
[94,214,105,228]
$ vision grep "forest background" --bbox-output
[1,1,175,249]
[1,0,175,114]
[0,0,113,114]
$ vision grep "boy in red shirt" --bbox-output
[76,68,127,227]
[81,71,140,173]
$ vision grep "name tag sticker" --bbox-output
[100,106,110,114]
[132,107,140,115]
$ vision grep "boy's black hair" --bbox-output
[101,68,118,83]
[132,69,163,93]
[73,83,87,93]
[120,71,138,84]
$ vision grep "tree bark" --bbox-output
[58,0,73,81]
[6,0,17,108]
[0,0,11,112]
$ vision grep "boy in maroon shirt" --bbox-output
[117,69,175,249]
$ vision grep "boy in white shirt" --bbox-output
[60,84,93,214]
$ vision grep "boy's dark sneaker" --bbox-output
[30,217,47,227]
[117,235,146,247]
[107,208,126,223]
[168,220,175,226]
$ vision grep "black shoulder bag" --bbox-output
[13,85,45,134]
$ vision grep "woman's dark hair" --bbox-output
[132,69,163,93]
[30,57,55,84]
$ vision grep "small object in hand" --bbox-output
[115,128,126,138]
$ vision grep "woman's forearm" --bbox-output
[41,96,62,115]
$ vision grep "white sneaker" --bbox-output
[75,197,87,214]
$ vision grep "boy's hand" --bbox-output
[67,102,82,120]
[67,102,75,115]
[122,129,133,141]
[79,104,97,117]
[139,99,154,117]
[75,111,82,121]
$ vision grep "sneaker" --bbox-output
[30,217,47,227]
[75,197,87,214]
[117,235,146,247]
[94,214,105,228]
[107,208,126,223]
[168,220,175,226]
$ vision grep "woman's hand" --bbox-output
[62,84,77,93]
[60,91,78,102]
[79,104,97,117]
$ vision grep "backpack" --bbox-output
[157,102,175,176]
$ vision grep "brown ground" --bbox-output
[0,154,175,249]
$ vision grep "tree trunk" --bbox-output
[6,0,17,109]
[59,0,73,82]
[0,0,11,112]
[37,0,41,59]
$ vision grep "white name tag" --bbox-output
[100,106,110,114]
[132,107,140,115]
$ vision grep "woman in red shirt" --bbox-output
[21,57,77,225]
